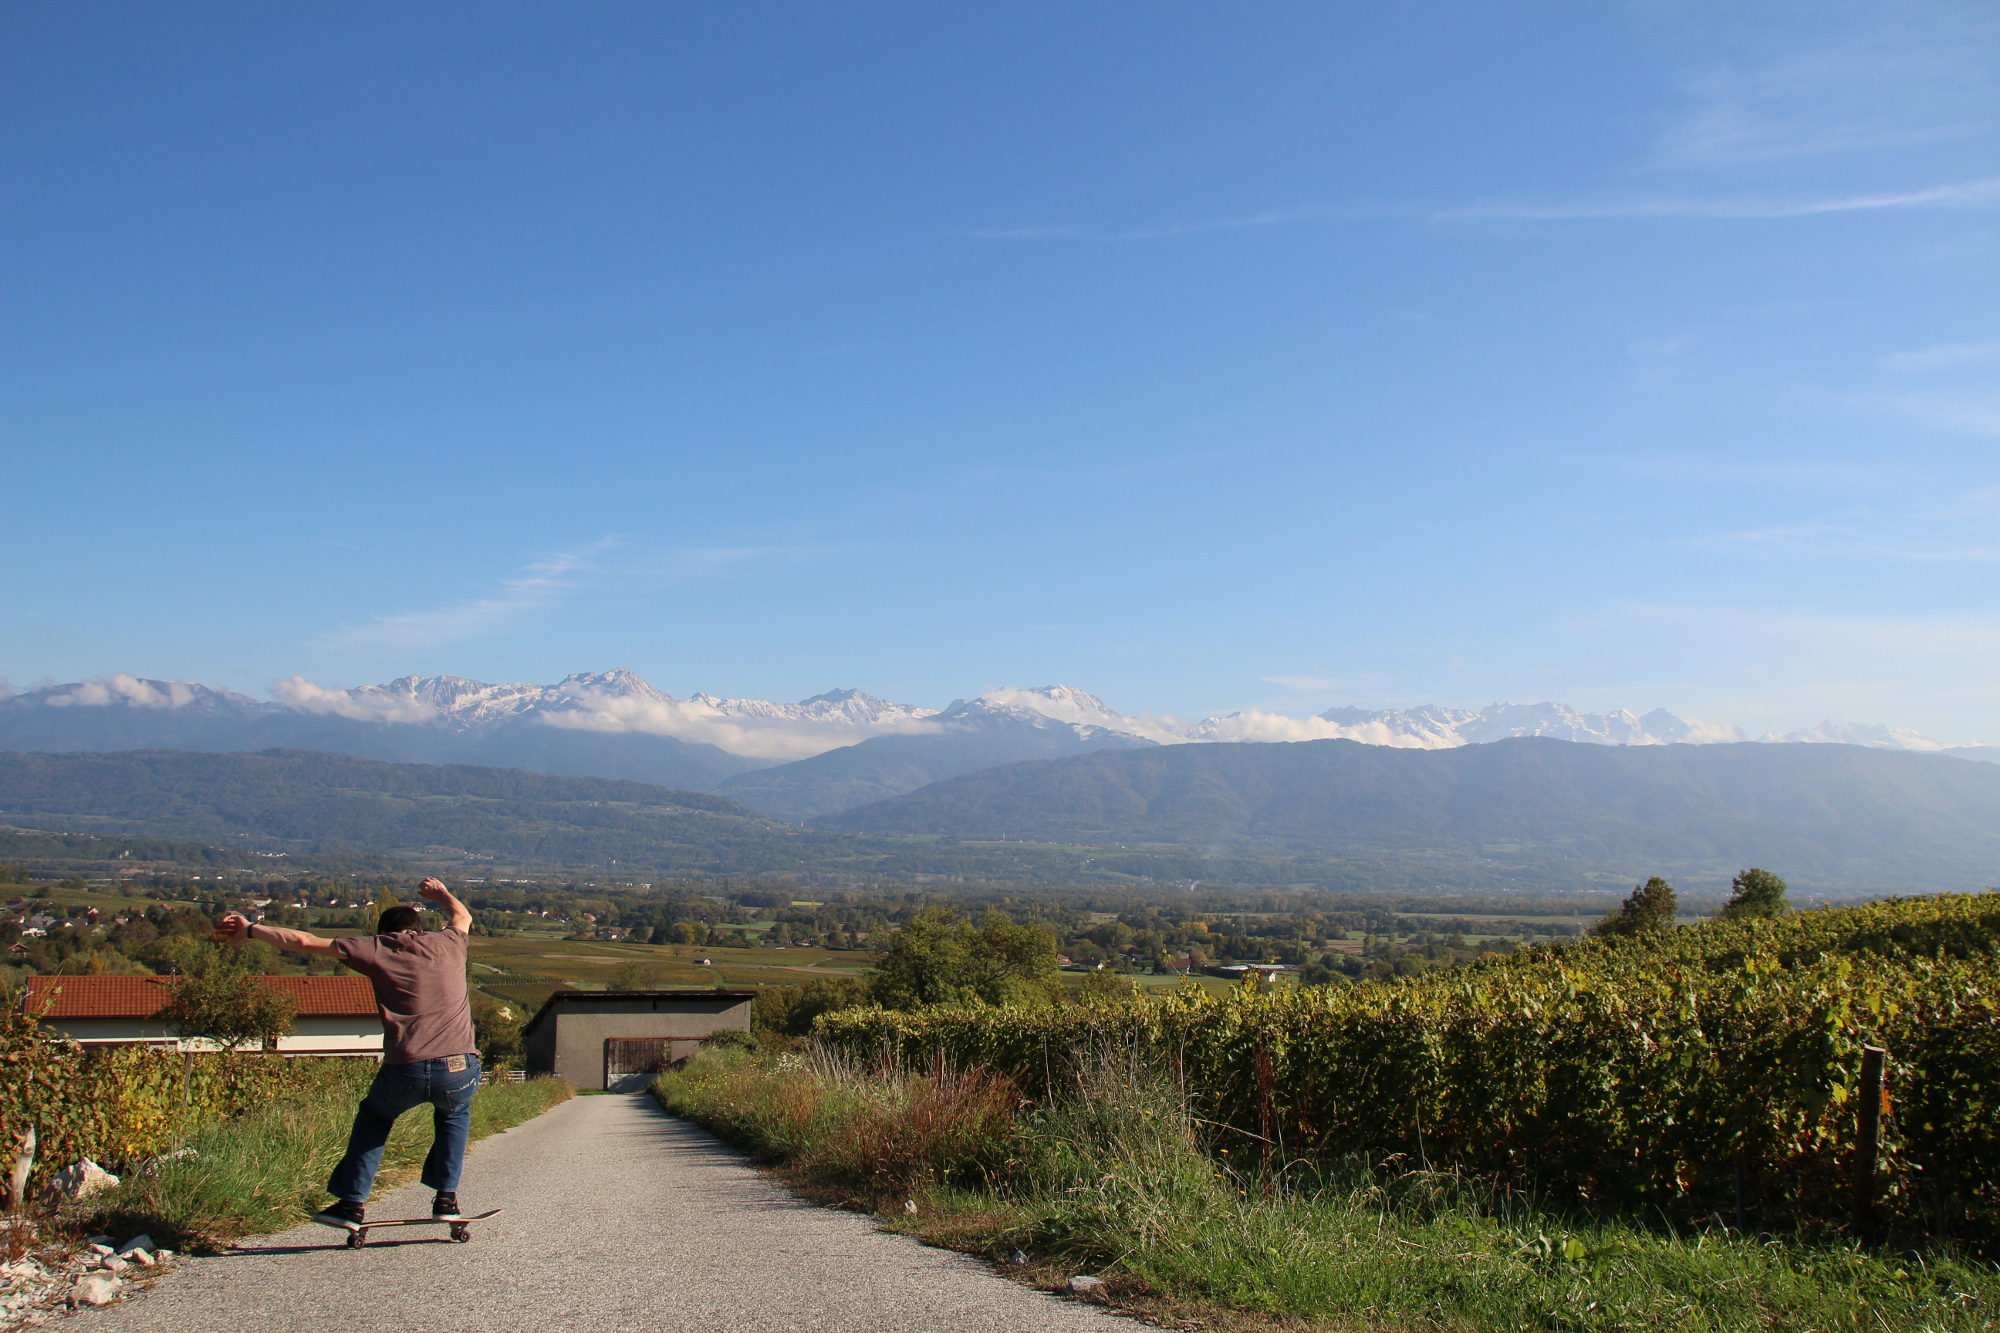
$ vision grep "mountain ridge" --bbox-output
[4,672,1988,825]
[6,742,1997,895]
[812,737,2000,895]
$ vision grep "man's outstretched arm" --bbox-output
[419,878,473,934]
[217,913,342,958]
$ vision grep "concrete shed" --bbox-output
[521,989,755,1091]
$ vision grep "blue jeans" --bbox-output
[328,1054,481,1203]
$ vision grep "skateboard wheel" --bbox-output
[345,1230,366,1249]
[449,1224,471,1242]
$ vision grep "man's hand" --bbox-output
[214,912,252,945]
[419,877,474,934]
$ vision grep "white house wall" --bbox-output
[39,1014,383,1055]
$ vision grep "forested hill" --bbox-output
[0,749,849,874]
[814,738,2000,894]
[0,748,1549,889]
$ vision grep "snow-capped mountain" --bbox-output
[4,670,1989,816]
[1759,720,1952,750]
[267,670,938,760]
[950,689,1757,750]
[1304,702,1750,749]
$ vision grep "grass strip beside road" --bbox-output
[656,1047,1994,1333]
[82,1070,574,1254]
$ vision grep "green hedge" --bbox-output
[1,998,370,1191]
[819,893,2000,1245]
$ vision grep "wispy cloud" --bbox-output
[270,675,440,723]
[963,204,1399,242]
[1608,601,2000,658]
[42,674,203,709]
[1433,177,2000,222]
[1649,12,2000,170]
[1869,336,2000,437]
[320,539,852,651]
[968,175,2000,244]
[1696,488,2000,563]
[972,9,2000,246]
[321,540,616,650]
[1888,391,2000,437]
[1592,456,1899,490]
[634,544,850,581]
[1878,339,2000,376]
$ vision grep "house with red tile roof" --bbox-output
[22,975,384,1055]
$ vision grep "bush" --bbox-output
[655,1047,1016,1203]
[655,1043,1995,1332]
[0,997,354,1192]
[752,976,871,1037]
[697,1029,759,1052]
[820,893,2000,1248]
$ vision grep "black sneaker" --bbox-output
[312,1199,365,1231]
[431,1191,462,1221]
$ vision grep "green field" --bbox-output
[464,933,877,1011]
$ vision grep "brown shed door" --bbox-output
[604,1038,668,1079]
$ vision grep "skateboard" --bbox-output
[330,1208,502,1247]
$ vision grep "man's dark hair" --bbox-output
[377,904,425,935]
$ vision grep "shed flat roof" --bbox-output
[521,988,756,1039]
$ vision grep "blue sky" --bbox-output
[4,2,1996,740]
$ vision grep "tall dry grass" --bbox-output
[79,1074,574,1252]
[656,1042,1998,1333]
[654,1046,1013,1201]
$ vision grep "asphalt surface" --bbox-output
[96,1092,1137,1333]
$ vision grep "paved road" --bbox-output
[98,1093,1135,1333]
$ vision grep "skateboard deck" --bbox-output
[323,1208,502,1247]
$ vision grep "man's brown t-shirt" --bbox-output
[333,928,476,1065]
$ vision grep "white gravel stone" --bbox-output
[48,1161,120,1204]
[71,1275,121,1307]
[1066,1275,1106,1295]
[115,1236,156,1259]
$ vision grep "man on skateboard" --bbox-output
[217,877,481,1232]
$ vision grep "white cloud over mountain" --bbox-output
[10,669,1990,765]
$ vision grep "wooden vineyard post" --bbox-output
[1853,1046,1888,1244]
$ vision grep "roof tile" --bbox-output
[23,974,378,1019]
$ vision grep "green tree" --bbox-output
[1720,868,1790,920]
[1076,968,1141,1005]
[470,993,522,1068]
[1592,877,1679,938]
[753,976,872,1036]
[1297,956,1342,987]
[870,907,1060,1010]
[156,945,296,1053]
[871,907,978,1009]
[372,886,401,933]
[965,909,1061,1004]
